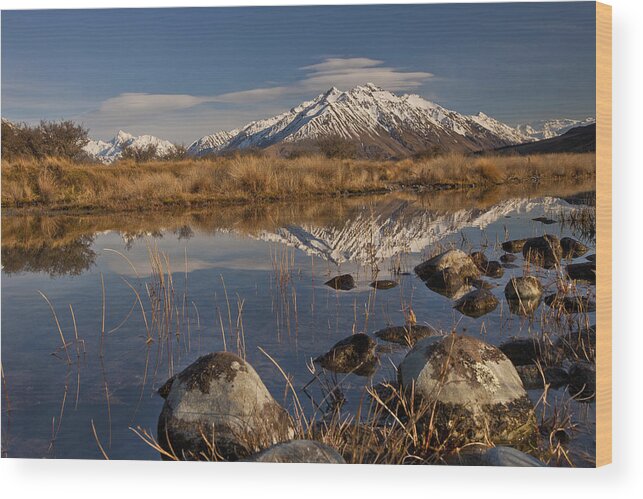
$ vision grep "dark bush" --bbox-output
[1,119,89,161]
[119,143,159,163]
[316,135,358,159]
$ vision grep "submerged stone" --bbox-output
[454,289,499,318]
[566,261,596,283]
[515,365,569,390]
[325,274,356,291]
[544,293,596,313]
[500,253,517,263]
[499,338,541,366]
[369,279,398,290]
[374,324,439,347]
[568,361,596,401]
[561,237,589,259]
[532,217,557,225]
[502,239,528,254]
[522,234,563,269]
[315,333,378,376]
[484,261,504,278]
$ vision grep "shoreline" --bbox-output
[2,167,596,216]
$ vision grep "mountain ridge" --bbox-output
[188,83,534,159]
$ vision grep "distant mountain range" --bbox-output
[82,130,176,164]
[2,84,595,163]
[516,117,596,140]
[494,123,596,156]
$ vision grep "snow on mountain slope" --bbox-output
[253,196,572,265]
[188,84,532,158]
[84,130,176,164]
[517,117,596,140]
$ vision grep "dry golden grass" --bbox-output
[1,152,595,211]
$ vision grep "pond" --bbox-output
[1,181,596,464]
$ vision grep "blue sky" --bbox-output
[1,3,596,143]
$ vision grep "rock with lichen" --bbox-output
[398,334,536,447]
[157,352,294,461]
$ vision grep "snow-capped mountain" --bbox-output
[517,117,596,141]
[83,130,176,164]
[188,84,533,158]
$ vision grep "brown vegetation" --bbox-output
[1,152,595,212]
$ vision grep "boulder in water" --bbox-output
[502,239,528,253]
[561,237,589,259]
[522,235,563,269]
[369,279,398,290]
[566,261,596,283]
[157,352,294,461]
[454,289,499,318]
[398,334,536,446]
[544,293,596,313]
[325,274,356,291]
[415,249,480,281]
[315,333,378,376]
[500,253,517,263]
[374,324,439,347]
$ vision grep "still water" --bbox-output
[1,184,596,462]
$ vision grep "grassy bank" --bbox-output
[1,152,595,212]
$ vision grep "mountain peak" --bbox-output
[350,82,384,93]
[116,130,134,142]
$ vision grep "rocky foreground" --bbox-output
[154,234,595,465]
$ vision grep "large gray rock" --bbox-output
[398,334,536,446]
[522,234,563,269]
[157,352,294,461]
[243,440,346,463]
[454,289,499,318]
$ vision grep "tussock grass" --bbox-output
[1,152,595,212]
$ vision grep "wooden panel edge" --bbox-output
[595,1,612,467]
